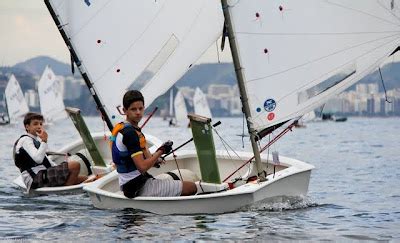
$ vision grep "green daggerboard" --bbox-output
[188,114,220,183]
[65,107,106,167]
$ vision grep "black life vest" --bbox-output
[13,135,52,178]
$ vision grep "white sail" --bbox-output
[193,87,212,119]
[47,0,223,124]
[169,89,174,117]
[5,75,29,123]
[227,0,400,132]
[38,66,67,123]
[301,110,316,123]
[174,90,188,125]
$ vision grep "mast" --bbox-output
[3,94,9,124]
[220,0,266,181]
[44,0,113,131]
[169,89,174,117]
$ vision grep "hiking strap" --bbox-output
[75,152,93,175]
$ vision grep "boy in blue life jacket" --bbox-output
[111,90,197,198]
[13,112,92,192]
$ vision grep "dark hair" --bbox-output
[23,112,44,126]
[123,90,144,109]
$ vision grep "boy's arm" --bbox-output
[143,145,152,159]
[21,137,48,164]
[132,150,163,173]
[123,130,161,173]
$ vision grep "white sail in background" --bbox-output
[5,75,29,123]
[301,110,317,123]
[227,0,400,132]
[174,90,188,125]
[47,0,223,124]
[169,89,174,117]
[193,87,212,119]
[38,66,67,123]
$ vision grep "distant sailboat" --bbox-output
[37,66,68,124]
[193,87,212,119]
[4,75,29,124]
[174,89,188,126]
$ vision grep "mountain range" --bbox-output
[0,55,399,115]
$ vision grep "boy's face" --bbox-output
[25,119,44,136]
[124,100,144,125]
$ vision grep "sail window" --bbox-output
[130,35,179,91]
[298,64,356,104]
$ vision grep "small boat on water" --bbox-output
[84,149,313,214]
[193,87,213,119]
[321,113,348,122]
[4,74,29,125]
[37,66,68,125]
[173,89,189,127]
[45,0,399,214]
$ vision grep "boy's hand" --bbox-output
[37,129,48,143]
[157,140,173,154]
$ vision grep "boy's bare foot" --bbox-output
[83,174,98,183]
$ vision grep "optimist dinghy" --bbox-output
[4,74,29,125]
[83,148,313,215]
[45,0,399,214]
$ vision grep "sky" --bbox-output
[0,0,232,67]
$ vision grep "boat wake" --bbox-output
[245,196,318,212]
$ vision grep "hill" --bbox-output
[13,56,74,76]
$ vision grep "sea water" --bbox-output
[0,117,399,240]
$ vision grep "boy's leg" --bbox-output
[181,181,197,196]
[65,161,87,185]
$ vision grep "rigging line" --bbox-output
[326,0,400,27]
[206,126,243,178]
[212,127,243,160]
[222,120,296,183]
[215,40,221,63]
[171,149,183,181]
[246,32,400,84]
[241,113,245,148]
[378,67,393,103]
[236,31,400,36]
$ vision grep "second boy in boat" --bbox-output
[13,112,95,192]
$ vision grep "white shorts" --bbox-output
[138,178,182,197]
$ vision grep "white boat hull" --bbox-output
[84,150,314,214]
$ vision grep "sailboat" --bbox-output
[37,66,68,124]
[174,89,188,126]
[193,87,213,119]
[45,0,399,214]
[22,0,222,196]
[4,74,29,124]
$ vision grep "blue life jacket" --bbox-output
[111,123,146,173]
